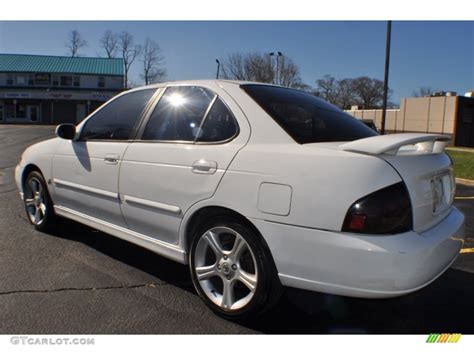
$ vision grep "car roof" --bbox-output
[130,79,283,91]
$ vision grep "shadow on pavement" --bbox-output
[47,218,195,292]
[239,268,474,334]
[47,218,474,334]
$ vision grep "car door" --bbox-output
[52,88,157,227]
[118,85,249,244]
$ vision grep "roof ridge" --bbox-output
[0,53,124,76]
[0,53,123,61]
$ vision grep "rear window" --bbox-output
[242,84,378,144]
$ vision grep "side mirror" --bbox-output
[55,124,76,140]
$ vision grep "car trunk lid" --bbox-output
[340,133,455,233]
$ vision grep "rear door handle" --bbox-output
[104,154,120,165]
[192,159,217,174]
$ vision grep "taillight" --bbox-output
[342,182,413,234]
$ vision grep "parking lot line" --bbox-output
[454,196,474,200]
[460,248,474,254]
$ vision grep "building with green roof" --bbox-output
[0,54,125,124]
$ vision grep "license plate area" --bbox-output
[431,172,454,215]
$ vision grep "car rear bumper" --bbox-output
[250,206,465,298]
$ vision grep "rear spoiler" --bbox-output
[340,133,450,155]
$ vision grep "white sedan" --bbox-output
[15,80,465,319]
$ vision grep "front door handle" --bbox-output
[104,154,120,165]
[192,159,217,174]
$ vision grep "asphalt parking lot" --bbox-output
[1,124,473,334]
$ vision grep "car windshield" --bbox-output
[242,84,378,144]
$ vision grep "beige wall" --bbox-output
[345,96,458,134]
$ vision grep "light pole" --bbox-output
[269,52,275,84]
[381,21,392,135]
[269,51,283,85]
[276,51,282,85]
[215,59,220,79]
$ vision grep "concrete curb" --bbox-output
[456,178,474,186]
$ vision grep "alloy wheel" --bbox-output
[24,177,47,225]
[194,226,258,311]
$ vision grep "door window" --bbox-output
[195,98,238,142]
[80,89,156,141]
[142,86,214,142]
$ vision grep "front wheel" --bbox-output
[189,216,282,319]
[23,171,57,232]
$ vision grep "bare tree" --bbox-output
[314,75,355,109]
[314,75,390,109]
[412,86,435,97]
[335,78,357,110]
[221,52,273,83]
[221,52,305,89]
[245,53,274,83]
[65,30,87,57]
[100,30,118,58]
[351,76,390,109]
[118,31,142,88]
[315,75,339,103]
[140,38,166,85]
[277,56,303,88]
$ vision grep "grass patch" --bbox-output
[447,149,474,180]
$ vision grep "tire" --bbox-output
[189,215,282,319]
[23,170,57,232]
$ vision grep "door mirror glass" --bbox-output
[56,124,76,140]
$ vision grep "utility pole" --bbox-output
[381,21,392,135]
[215,59,220,79]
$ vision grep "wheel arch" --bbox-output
[182,205,274,259]
[21,164,43,190]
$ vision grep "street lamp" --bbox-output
[269,52,283,85]
[215,59,220,79]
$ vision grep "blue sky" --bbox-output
[0,21,472,103]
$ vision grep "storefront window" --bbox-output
[35,73,51,86]
[16,103,27,118]
[5,104,15,119]
[52,76,59,86]
[16,76,27,85]
[60,76,73,86]
[6,75,13,85]
[73,76,80,87]
[98,77,106,88]
[29,106,39,121]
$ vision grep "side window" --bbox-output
[81,89,156,141]
[142,86,214,141]
[196,98,238,142]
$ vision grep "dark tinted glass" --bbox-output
[242,84,378,144]
[196,98,238,142]
[142,86,214,141]
[81,89,155,140]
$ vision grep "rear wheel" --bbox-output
[189,215,282,319]
[23,171,57,232]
